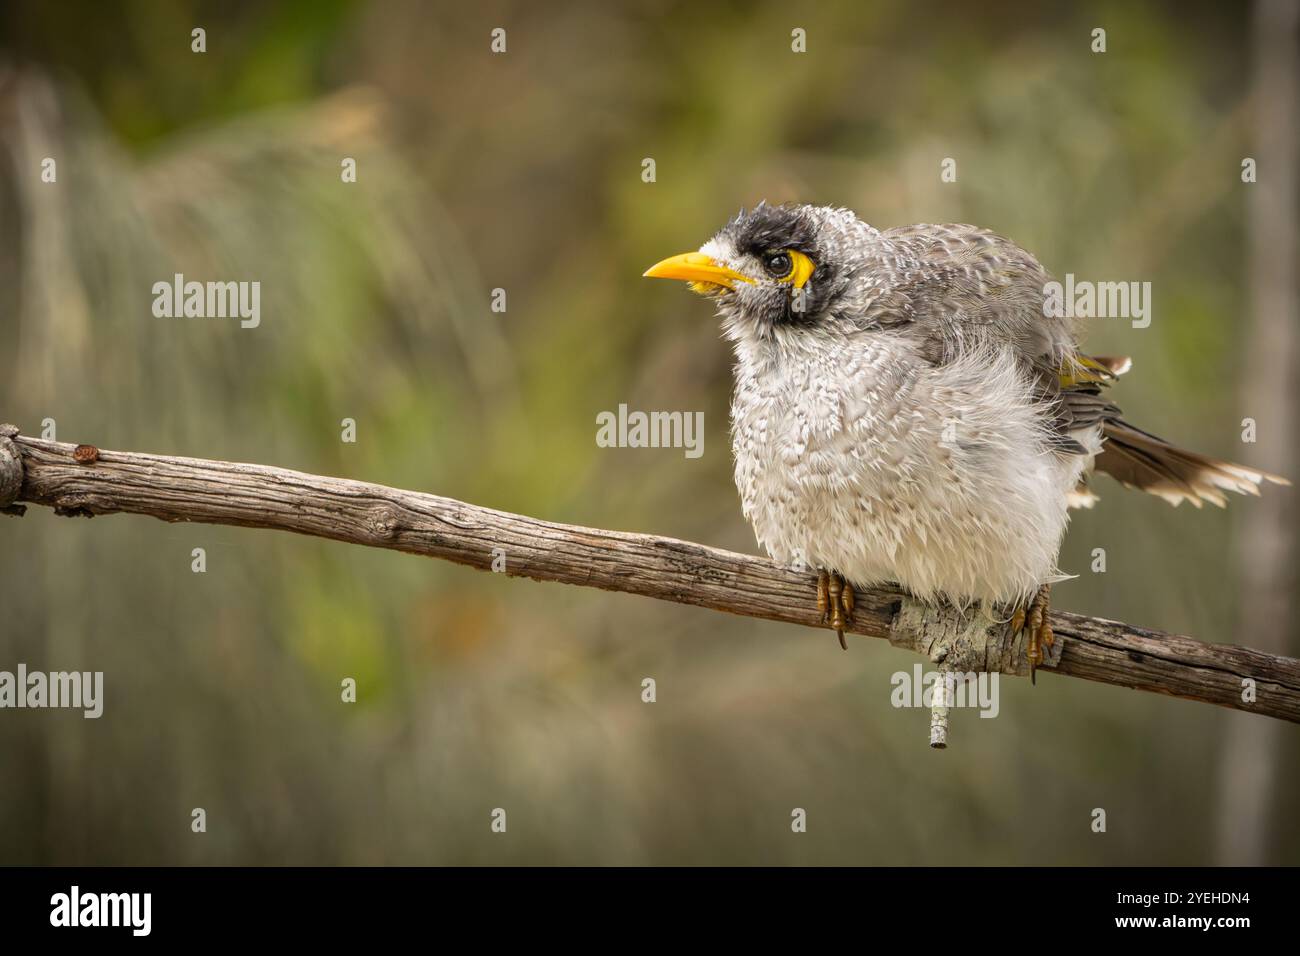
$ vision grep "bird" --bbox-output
[643,202,1289,678]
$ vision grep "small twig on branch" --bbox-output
[929,673,951,749]
[4,424,1299,727]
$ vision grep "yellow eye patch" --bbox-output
[781,250,816,288]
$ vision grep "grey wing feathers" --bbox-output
[867,224,1290,504]
[879,223,1077,371]
[1049,384,1121,454]
[879,224,1089,453]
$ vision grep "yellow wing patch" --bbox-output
[1059,354,1132,389]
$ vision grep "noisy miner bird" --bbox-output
[644,203,1289,677]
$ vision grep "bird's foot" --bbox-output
[1010,584,1053,684]
[816,570,855,650]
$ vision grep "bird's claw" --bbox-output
[1012,584,1053,684]
[817,570,854,650]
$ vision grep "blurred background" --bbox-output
[1,0,1296,865]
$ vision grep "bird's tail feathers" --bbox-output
[1094,418,1290,509]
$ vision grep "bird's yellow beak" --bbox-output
[642,252,753,293]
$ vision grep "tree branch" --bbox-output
[4,424,1299,725]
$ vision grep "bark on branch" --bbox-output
[4,424,1299,725]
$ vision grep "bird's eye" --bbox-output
[763,253,793,278]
